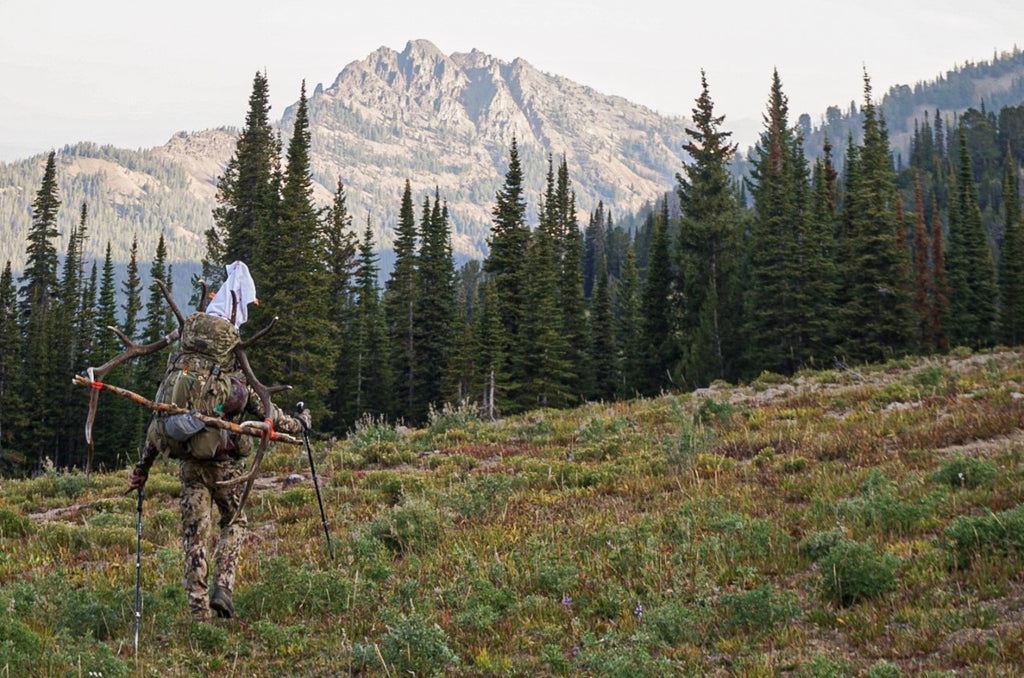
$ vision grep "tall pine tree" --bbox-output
[998,150,1024,345]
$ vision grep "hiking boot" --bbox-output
[210,587,234,619]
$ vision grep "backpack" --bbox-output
[152,312,243,460]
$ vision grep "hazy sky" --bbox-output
[1,0,1022,161]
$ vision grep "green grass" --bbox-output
[2,349,1024,675]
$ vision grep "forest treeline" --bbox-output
[1,67,1023,476]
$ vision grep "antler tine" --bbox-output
[238,316,279,349]
[196,280,210,312]
[153,278,185,327]
[220,344,281,521]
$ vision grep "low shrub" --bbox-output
[932,456,999,489]
[720,584,800,632]
[942,504,1024,569]
[817,540,899,606]
[369,498,442,555]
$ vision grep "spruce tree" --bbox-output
[946,128,998,347]
[17,151,63,469]
[555,159,587,401]
[998,150,1024,345]
[588,256,617,401]
[413,192,457,421]
[639,202,674,395]
[520,186,573,410]
[929,193,952,351]
[911,173,935,351]
[475,279,505,420]
[211,70,281,289]
[92,243,132,469]
[324,179,359,433]
[614,244,643,398]
[384,180,419,418]
[744,70,814,375]
[0,262,21,469]
[350,220,392,420]
[485,137,530,410]
[139,234,175,396]
[675,72,743,386]
[834,74,915,363]
[252,81,336,416]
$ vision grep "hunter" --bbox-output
[126,262,311,622]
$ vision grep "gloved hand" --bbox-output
[296,409,312,432]
[126,467,148,494]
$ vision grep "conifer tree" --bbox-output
[744,70,815,375]
[998,150,1024,345]
[0,263,21,467]
[413,192,457,421]
[139,233,175,396]
[92,243,132,469]
[384,180,419,418]
[252,81,336,416]
[485,137,530,410]
[928,193,951,351]
[639,202,674,394]
[583,202,608,298]
[445,268,480,405]
[588,256,617,401]
[911,173,935,351]
[520,186,573,410]
[54,205,90,467]
[17,151,63,469]
[946,128,998,347]
[834,74,915,363]
[212,71,282,287]
[614,244,643,398]
[675,72,743,386]
[475,279,505,420]
[350,220,392,420]
[555,159,587,401]
[324,179,359,433]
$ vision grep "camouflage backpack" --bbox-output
[150,312,245,460]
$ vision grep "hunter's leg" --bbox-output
[180,461,213,621]
[211,462,246,617]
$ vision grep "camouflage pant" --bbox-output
[179,459,248,620]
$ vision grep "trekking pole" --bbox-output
[297,402,334,560]
[133,487,144,654]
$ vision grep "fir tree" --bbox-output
[588,256,617,401]
[92,243,132,469]
[0,262,21,468]
[675,72,743,386]
[253,81,336,416]
[555,159,587,401]
[324,179,359,433]
[139,233,175,396]
[998,150,1024,345]
[211,70,281,289]
[639,202,674,395]
[835,73,915,363]
[744,70,814,375]
[485,137,530,410]
[350,220,392,419]
[946,127,998,347]
[614,244,643,398]
[413,192,457,421]
[929,192,951,351]
[17,151,63,470]
[911,173,935,351]
[384,180,419,418]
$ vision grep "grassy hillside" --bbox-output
[2,348,1024,676]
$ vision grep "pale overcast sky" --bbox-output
[1,0,1021,161]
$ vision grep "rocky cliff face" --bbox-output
[282,39,691,258]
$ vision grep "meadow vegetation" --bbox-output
[2,349,1024,676]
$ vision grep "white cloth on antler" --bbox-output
[206,261,258,328]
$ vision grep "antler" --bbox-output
[83,327,180,446]
[82,277,187,447]
[220,316,293,525]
